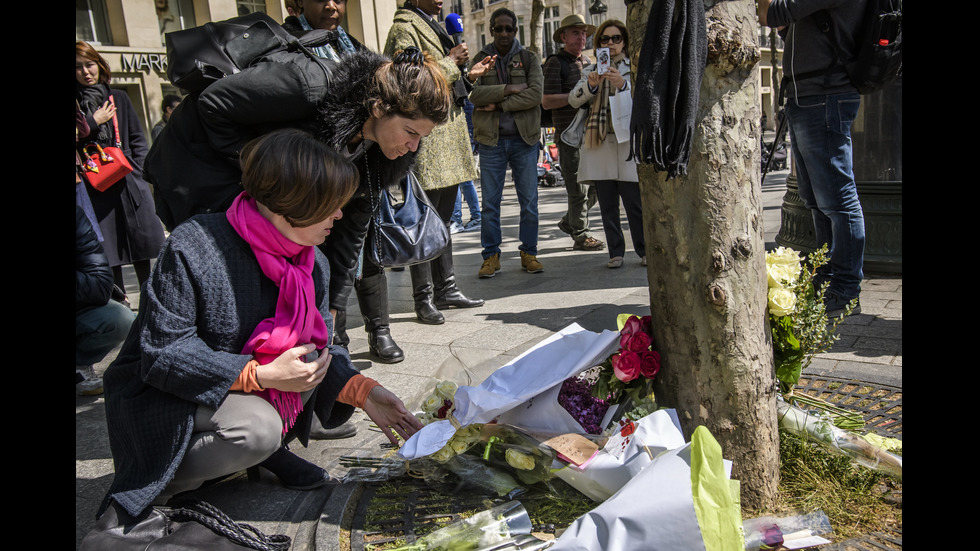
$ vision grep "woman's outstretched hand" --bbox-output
[256,343,331,393]
[363,386,424,446]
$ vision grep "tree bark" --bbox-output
[529,0,545,56]
[626,0,778,510]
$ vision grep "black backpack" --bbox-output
[165,12,332,94]
[538,52,573,129]
[808,0,903,95]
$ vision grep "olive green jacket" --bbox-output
[383,8,477,190]
[468,47,543,147]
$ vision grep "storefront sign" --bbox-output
[120,53,168,74]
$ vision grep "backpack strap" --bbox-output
[787,10,849,84]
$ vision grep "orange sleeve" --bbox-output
[338,374,381,408]
[229,360,264,393]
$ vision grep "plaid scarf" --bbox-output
[585,53,627,149]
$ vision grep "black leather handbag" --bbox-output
[369,172,450,268]
[80,499,290,551]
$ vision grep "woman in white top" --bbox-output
[568,20,645,269]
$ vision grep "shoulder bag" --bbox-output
[368,172,450,268]
[79,498,290,551]
[560,107,590,149]
[82,96,133,192]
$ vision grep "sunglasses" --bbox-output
[599,34,624,44]
[492,25,517,34]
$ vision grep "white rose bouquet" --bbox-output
[766,246,856,400]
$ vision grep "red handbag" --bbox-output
[81,96,133,192]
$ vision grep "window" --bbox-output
[478,23,486,47]
[157,0,197,45]
[471,0,484,12]
[518,16,525,46]
[237,1,266,16]
[543,6,561,57]
[450,0,464,17]
[76,0,112,45]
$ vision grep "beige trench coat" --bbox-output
[383,8,477,191]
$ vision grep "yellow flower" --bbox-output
[421,393,445,414]
[505,448,536,471]
[768,286,797,317]
[435,380,458,401]
[766,247,802,288]
[430,444,455,463]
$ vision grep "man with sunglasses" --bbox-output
[542,14,604,253]
[469,8,545,278]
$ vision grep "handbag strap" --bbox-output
[365,148,385,269]
[109,95,122,148]
[166,498,291,551]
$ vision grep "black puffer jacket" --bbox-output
[76,206,113,313]
[146,47,417,311]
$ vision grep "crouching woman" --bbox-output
[94,129,423,524]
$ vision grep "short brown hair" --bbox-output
[367,49,452,125]
[240,129,360,227]
[75,41,112,84]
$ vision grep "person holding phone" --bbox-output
[568,20,644,269]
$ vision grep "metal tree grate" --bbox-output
[794,376,902,439]
[348,477,509,551]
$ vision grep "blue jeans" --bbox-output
[76,300,136,366]
[479,138,539,258]
[452,180,481,225]
[785,92,864,299]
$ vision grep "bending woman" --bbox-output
[146,46,452,367]
[567,20,645,269]
[98,129,423,524]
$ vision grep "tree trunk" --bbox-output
[626,0,778,510]
[529,0,545,56]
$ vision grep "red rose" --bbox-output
[622,331,651,353]
[612,351,641,382]
[621,315,642,337]
[640,315,653,337]
[639,350,661,379]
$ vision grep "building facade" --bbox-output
[76,0,401,140]
[77,0,782,140]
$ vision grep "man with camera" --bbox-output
[759,0,867,316]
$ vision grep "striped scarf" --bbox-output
[585,53,627,149]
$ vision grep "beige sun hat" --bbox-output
[552,14,597,44]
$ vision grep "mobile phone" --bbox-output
[596,48,610,75]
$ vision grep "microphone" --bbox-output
[445,13,464,45]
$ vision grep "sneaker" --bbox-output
[76,366,103,396]
[479,253,501,278]
[462,218,482,232]
[573,236,605,251]
[825,292,861,318]
[641,256,647,266]
[607,256,624,269]
[520,251,544,273]
[449,221,464,234]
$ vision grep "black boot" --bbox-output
[355,271,404,363]
[410,262,445,324]
[333,309,350,350]
[432,240,485,309]
[257,445,332,490]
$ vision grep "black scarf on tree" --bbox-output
[402,1,472,105]
[628,0,706,180]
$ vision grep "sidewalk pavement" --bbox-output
[76,167,901,549]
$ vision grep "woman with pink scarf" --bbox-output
[95,129,423,523]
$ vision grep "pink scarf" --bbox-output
[226,192,329,433]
